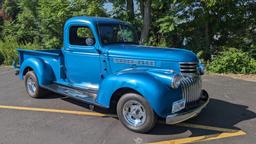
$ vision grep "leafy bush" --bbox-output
[208,48,256,74]
[0,37,40,65]
[0,51,4,64]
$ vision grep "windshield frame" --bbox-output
[96,22,139,45]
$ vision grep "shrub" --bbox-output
[0,52,4,65]
[208,48,256,74]
[0,37,40,65]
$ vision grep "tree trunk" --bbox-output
[140,0,151,44]
[204,20,211,60]
[127,0,134,20]
[139,0,144,18]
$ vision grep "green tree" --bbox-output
[0,17,3,39]
[2,0,19,20]
[0,0,256,73]
[38,0,107,49]
[3,0,39,44]
[38,0,72,49]
[177,0,256,59]
[140,0,151,44]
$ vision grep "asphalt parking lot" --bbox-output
[0,66,255,144]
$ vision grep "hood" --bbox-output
[106,44,199,62]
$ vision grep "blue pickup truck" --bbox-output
[16,16,209,133]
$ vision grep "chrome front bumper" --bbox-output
[166,90,209,124]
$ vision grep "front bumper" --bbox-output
[166,90,209,124]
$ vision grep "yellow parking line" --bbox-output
[0,104,247,144]
[147,130,246,144]
[176,122,237,132]
[158,121,237,132]
[0,105,117,117]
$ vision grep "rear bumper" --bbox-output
[166,90,209,124]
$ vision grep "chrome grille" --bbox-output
[180,62,198,74]
[181,76,202,105]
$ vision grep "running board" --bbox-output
[42,84,99,106]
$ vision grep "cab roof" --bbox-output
[66,16,125,25]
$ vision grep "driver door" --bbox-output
[63,25,101,89]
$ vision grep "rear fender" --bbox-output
[19,58,55,85]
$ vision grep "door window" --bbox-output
[69,26,94,46]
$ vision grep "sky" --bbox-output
[103,1,139,14]
[103,2,113,13]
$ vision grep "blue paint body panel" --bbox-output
[17,16,203,118]
[96,68,182,117]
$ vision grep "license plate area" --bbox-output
[172,99,186,113]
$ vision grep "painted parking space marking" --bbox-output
[176,122,237,132]
[0,104,246,144]
[151,122,246,144]
[0,105,117,117]
[147,130,246,144]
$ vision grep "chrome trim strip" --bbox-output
[113,58,156,66]
[179,62,198,74]
[180,69,197,72]
[179,62,198,64]
[181,76,202,105]
[68,51,100,56]
[180,65,197,68]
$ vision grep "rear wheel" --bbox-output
[117,93,157,133]
[24,71,46,98]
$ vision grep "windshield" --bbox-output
[97,23,139,45]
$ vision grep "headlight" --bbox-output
[199,63,205,75]
[171,74,182,89]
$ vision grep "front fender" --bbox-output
[97,69,182,117]
[19,58,55,85]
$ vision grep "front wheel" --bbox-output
[24,71,46,98]
[117,93,157,133]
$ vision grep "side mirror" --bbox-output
[85,38,95,46]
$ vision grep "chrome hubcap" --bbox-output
[27,77,36,95]
[122,100,146,127]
